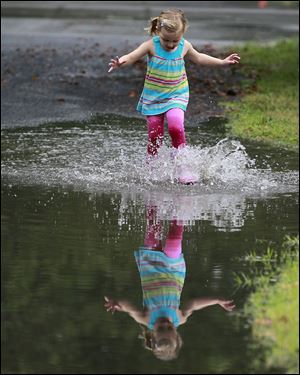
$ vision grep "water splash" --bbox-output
[1,119,298,196]
[2,118,299,231]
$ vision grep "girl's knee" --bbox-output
[147,115,164,139]
[166,109,186,147]
[166,108,184,124]
[147,115,164,129]
[147,115,164,155]
[166,109,184,131]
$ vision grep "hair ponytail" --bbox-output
[145,16,159,36]
[144,9,188,36]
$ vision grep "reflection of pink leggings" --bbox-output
[147,108,186,155]
[144,207,183,259]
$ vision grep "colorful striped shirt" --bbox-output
[134,247,186,330]
[136,36,189,115]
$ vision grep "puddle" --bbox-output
[1,114,299,374]
[1,114,298,196]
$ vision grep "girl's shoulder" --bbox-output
[182,39,193,57]
[148,37,156,57]
[177,308,192,325]
[140,38,155,57]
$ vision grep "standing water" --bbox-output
[2,115,299,374]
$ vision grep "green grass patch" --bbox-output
[223,38,299,150]
[235,236,299,373]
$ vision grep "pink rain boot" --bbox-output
[171,147,199,185]
[177,165,199,185]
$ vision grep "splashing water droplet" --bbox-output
[1,120,298,197]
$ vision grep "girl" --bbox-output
[108,9,240,184]
[104,205,235,361]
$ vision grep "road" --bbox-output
[1,1,299,128]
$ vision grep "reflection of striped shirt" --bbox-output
[134,247,186,329]
[136,36,189,115]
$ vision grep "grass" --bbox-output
[223,37,299,150]
[235,236,299,373]
[248,257,299,373]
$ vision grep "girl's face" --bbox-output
[153,317,177,339]
[153,318,178,353]
[159,29,183,52]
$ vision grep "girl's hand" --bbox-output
[218,299,236,311]
[104,296,122,313]
[108,56,124,73]
[222,53,240,65]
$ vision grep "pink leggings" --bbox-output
[144,207,183,259]
[147,108,186,156]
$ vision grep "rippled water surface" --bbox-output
[2,115,298,195]
[2,115,299,374]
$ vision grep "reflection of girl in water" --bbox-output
[135,213,185,360]
[104,206,235,361]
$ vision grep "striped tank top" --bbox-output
[136,36,189,116]
[134,247,186,330]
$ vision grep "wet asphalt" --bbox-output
[1,1,299,128]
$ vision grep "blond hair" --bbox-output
[145,9,188,36]
[138,325,183,361]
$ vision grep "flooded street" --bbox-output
[2,115,299,374]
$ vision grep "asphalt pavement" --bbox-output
[1,1,299,128]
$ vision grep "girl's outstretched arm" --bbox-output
[185,40,240,66]
[108,40,152,72]
[183,298,235,313]
[104,296,148,325]
[179,298,235,324]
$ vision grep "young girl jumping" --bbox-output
[108,9,240,184]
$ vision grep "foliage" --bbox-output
[234,235,299,373]
[223,37,299,150]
